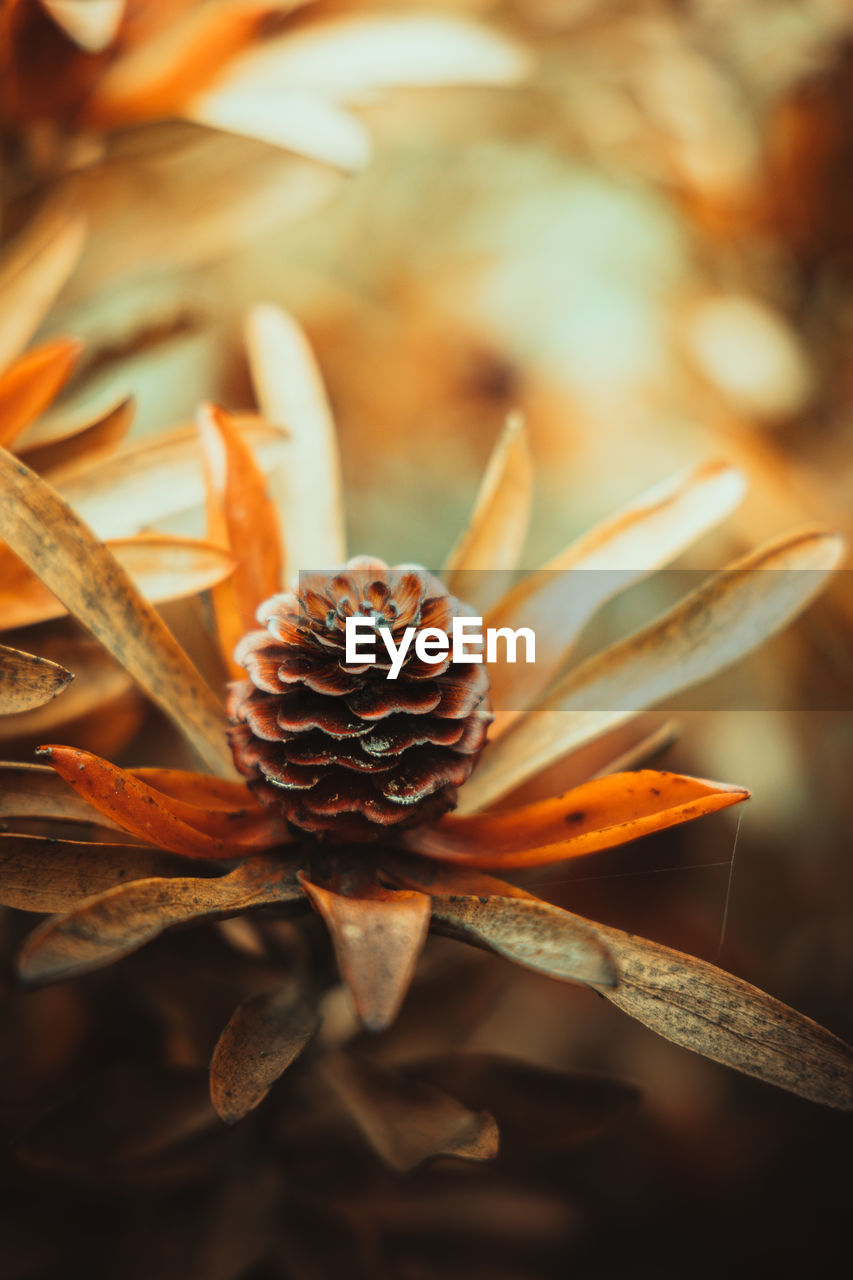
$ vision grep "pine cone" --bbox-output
[227,557,492,841]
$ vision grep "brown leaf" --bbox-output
[0,446,235,775]
[0,643,73,713]
[0,339,81,449]
[429,893,617,988]
[0,760,123,828]
[18,853,304,981]
[590,923,853,1111]
[444,412,532,612]
[39,745,287,858]
[299,870,431,1031]
[320,1050,499,1173]
[17,396,135,472]
[0,834,185,913]
[462,529,844,812]
[210,983,319,1124]
[407,770,748,868]
[198,402,283,671]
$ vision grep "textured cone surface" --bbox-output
[228,558,492,840]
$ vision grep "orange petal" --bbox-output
[38,745,286,859]
[299,870,430,1031]
[0,338,81,449]
[198,402,283,672]
[406,770,749,868]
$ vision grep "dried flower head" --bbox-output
[0,303,850,1128]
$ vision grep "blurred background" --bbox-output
[1,1,852,1276]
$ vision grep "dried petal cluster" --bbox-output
[228,557,492,839]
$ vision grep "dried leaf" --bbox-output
[18,396,135,472]
[49,417,289,540]
[589,923,853,1110]
[444,412,532,613]
[0,760,123,828]
[320,1050,499,1173]
[0,339,81,449]
[0,642,130,741]
[131,767,268,812]
[407,770,748,868]
[0,533,237,630]
[18,853,304,981]
[0,643,73,713]
[210,984,319,1124]
[0,201,86,369]
[429,893,617,988]
[187,86,372,170]
[461,529,844,812]
[245,303,345,573]
[0,834,184,912]
[40,0,125,53]
[198,402,283,670]
[0,447,235,775]
[39,746,286,858]
[299,871,430,1031]
[486,461,745,724]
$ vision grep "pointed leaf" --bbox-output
[429,893,617,988]
[0,201,86,369]
[461,529,844,812]
[444,412,532,613]
[131,767,268,812]
[40,0,125,52]
[589,922,853,1111]
[210,983,319,1124]
[18,396,134,472]
[198,402,283,669]
[0,339,81,449]
[0,834,184,912]
[299,871,430,1031]
[407,770,748,869]
[39,745,286,858]
[18,853,304,981]
[0,447,234,775]
[187,86,372,170]
[0,643,73,713]
[486,461,745,725]
[245,303,345,573]
[320,1050,499,1173]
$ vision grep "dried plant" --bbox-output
[0,302,849,1138]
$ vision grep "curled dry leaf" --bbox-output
[406,770,748,868]
[245,303,345,572]
[0,339,81,449]
[0,447,235,775]
[486,460,745,725]
[299,872,431,1032]
[18,853,304,982]
[198,402,283,671]
[319,1050,499,1173]
[429,894,617,988]
[0,760,123,827]
[462,529,845,811]
[210,983,319,1124]
[39,746,286,857]
[443,412,532,613]
[0,834,185,913]
[0,643,73,713]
